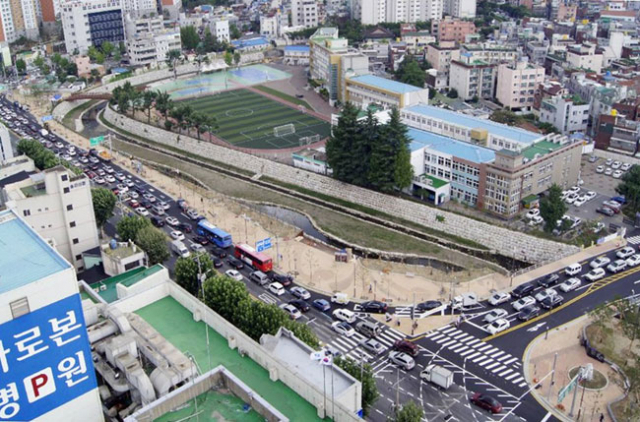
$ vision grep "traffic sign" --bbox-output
[256,237,272,252]
[41,115,53,123]
[89,136,104,147]
[558,373,579,403]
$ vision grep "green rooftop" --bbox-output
[103,244,139,259]
[420,174,448,189]
[154,390,264,422]
[90,265,162,303]
[521,141,563,161]
[136,296,327,422]
[20,184,46,198]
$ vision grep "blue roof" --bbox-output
[407,128,496,164]
[0,210,70,294]
[405,104,541,144]
[285,45,310,52]
[349,75,425,95]
[232,37,269,48]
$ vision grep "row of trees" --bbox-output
[16,139,82,175]
[115,215,170,264]
[87,41,124,64]
[181,26,229,53]
[326,104,414,193]
[395,56,429,88]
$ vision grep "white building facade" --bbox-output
[291,0,318,28]
[0,122,13,162]
[209,18,229,43]
[539,96,590,135]
[443,0,476,18]
[496,60,545,111]
[358,0,442,25]
[61,0,125,54]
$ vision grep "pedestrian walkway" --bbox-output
[327,326,405,363]
[425,325,526,388]
[626,235,640,245]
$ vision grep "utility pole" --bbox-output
[547,353,558,402]
[196,253,211,370]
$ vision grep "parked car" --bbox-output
[388,351,415,371]
[602,200,622,213]
[596,207,615,217]
[312,299,331,312]
[512,296,536,311]
[415,300,443,312]
[518,305,541,321]
[485,318,510,335]
[559,278,581,292]
[290,286,311,300]
[483,309,508,323]
[605,168,613,176]
[585,268,606,282]
[612,160,622,169]
[613,170,623,179]
[525,209,540,219]
[541,294,564,309]
[584,191,597,201]
[511,282,535,298]
[470,393,502,414]
[488,292,511,306]
[627,255,640,268]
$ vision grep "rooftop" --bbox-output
[154,389,264,422]
[136,296,326,421]
[89,265,162,303]
[231,37,268,48]
[405,104,542,144]
[521,140,564,160]
[407,127,496,164]
[284,45,310,52]
[420,174,449,188]
[20,183,46,197]
[349,74,424,94]
[102,242,141,259]
[0,210,70,294]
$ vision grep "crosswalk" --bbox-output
[327,327,405,363]
[258,292,278,305]
[425,325,527,389]
[627,235,640,245]
[394,306,434,319]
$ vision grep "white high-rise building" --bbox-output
[209,18,229,43]
[0,0,40,42]
[359,0,442,25]
[0,122,13,162]
[291,0,318,28]
[443,0,476,19]
[61,0,126,54]
[360,0,386,25]
[3,166,100,271]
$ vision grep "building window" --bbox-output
[73,238,79,245]
[70,221,76,228]
[66,204,73,211]
[75,254,82,261]
[10,297,30,319]
[61,174,68,182]
[23,210,30,217]
[63,187,70,194]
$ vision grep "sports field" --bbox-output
[182,89,331,150]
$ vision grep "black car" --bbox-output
[211,247,228,258]
[134,185,145,195]
[538,273,560,288]
[358,300,388,313]
[192,235,210,246]
[512,282,535,298]
[415,300,442,312]
[213,258,224,268]
[518,305,540,321]
[141,200,152,209]
[271,273,293,287]
[541,294,564,309]
[177,222,193,233]
[150,216,165,227]
[227,257,244,270]
[289,299,311,312]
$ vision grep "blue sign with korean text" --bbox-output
[256,237,272,252]
[41,115,53,123]
[0,294,97,421]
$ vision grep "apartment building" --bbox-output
[62,0,125,54]
[209,18,229,43]
[443,0,476,19]
[449,54,496,100]
[426,41,460,75]
[124,13,181,66]
[345,74,430,109]
[260,12,281,38]
[539,95,590,135]
[460,43,519,64]
[3,166,100,271]
[594,114,640,153]
[433,16,476,43]
[566,43,604,73]
[0,122,13,162]
[360,0,386,25]
[291,0,318,28]
[0,209,102,422]
[496,60,545,111]
[0,0,40,42]
[358,0,442,25]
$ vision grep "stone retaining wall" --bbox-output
[104,106,580,263]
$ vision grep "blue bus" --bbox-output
[196,220,233,248]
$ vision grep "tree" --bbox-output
[154,90,173,121]
[88,45,99,62]
[233,52,241,67]
[396,58,426,88]
[113,49,122,62]
[95,51,105,64]
[15,59,26,74]
[101,41,114,57]
[446,88,459,99]
[334,357,379,417]
[166,49,183,79]
[175,252,214,296]
[540,184,567,233]
[181,26,200,51]
[230,24,242,40]
[116,215,151,242]
[326,102,360,183]
[135,226,169,265]
[396,400,424,422]
[537,122,559,134]
[490,109,523,126]
[203,28,222,53]
[91,188,117,230]
[33,56,45,70]
[616,165,640,215]
[142,90,157,122]
[387,108,413,190]
[224,51,233,67]
[66,62,78,76]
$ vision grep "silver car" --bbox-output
[389,351,415,371]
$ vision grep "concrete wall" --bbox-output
[104,106,580,263]
[592,147,640,166]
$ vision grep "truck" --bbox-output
[98,149,112,162]
[39,128,49,137]
[420,364,454,390]
[170,240,190,258]
[452,292,479,310]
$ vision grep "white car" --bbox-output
[574,196,587,207]
[129,191,139,199]
[333,308,357,323]
[105,175,116,183]
[613,170,623,179]
[136,207,149,217]
[525,209,540,220]
[268,282,285,296]
[528,215,544,226]
[626,254,640,268]
[617,246,636,260]
[165,216,179,226]
[512,296,536,311]
[559,278,581,292]
[605,168,613,176]
[488,291,511,306]
[94,177,105,184]
[585,268,606,282]
[485,318,510,335]
[225,269,243,281]
[607,259,627,273]
[621,163,632,172]
[535,288,557,303]
[590,256,611,269]
[170,230,184,241]
[596,166,604,174]
[606,158,613,166]
[565,193,579,204]
[568,186,581,194]
[584,191,597,201]
[190,243,205,254]
[279,304,302,320]
[483,308,508,323]
[116,184,128,193]
[612,161,622,169]
[332,321,356,337]
[290,286,311,300]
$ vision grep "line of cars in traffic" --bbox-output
[483,245,640,335]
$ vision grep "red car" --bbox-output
[393,339,418,357]
[471,393,502,414]
[129,200,140,208]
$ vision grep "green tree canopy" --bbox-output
[540,184,567,233]
[135,226,169,265]
[396,400,424,422]
[230,24,242,40]
[91,188,117,229]
[116,215,151,242]
[181,26,200,51]
[334,357,379,417]
[15,59,26,74]
[396,57,426,88]
[175,252,214,296]
[616,165,640,215]
[101,41,115,57]
[490,109,523,126]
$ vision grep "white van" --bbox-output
[331,293,349,305]
[171,240,190,258]
[565,263,582,276]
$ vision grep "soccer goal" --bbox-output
[298,134,320,146]
[274,123,296,137]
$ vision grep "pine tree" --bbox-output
[326,102,360,183]
[368,122,395,192]
[387,108,414,190]
[352,108,377,187]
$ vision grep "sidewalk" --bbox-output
[524,314,621,422]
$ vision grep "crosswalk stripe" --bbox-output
[504,372,520,381]
[440,326,456,334]
[502,357,518,365]
[490,350,504,358]
[484,362,501,370]
[331,341,349,352]
[425,331,438,339]
[441,339,458,348]
[627,236,640,245]
[377,337,393,347]
[465,352,481,360]
[491,365,508,373]
[497,354,513,362]
[334,337,355,350]
[483,347,498,354]
[479,359,496,367]
[451,345,468,353]
[452,332,468,339]
[386,329,405,340]
[430,334,445,341]
[476,344,492,352]
[466,338,480,346]
[473,356,491,364]
[460,349,477,357]
[499,369,513,377]
[512,376,525,384]
[518,382,528,388]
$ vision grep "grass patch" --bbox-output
[253,85,312,109]
[62,99,99,128]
